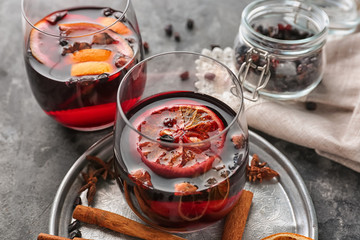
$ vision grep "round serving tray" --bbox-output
[49,130,318,239]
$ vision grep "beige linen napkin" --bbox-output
[199,33,360,173]
[244,34,360,173]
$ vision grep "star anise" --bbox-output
[247,154,279,182]
[78,155,116,205]
[86,155,115,180]
[79,165,99,205]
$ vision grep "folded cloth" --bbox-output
[199,34,360,173]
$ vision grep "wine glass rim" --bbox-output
[116,51,246,147]
[21,0,131,38]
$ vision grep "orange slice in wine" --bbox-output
[177,196,209,222]
[107,31,134,58]
[71,61,112,76]
[58,22,104,36]
[29,20,56,66]
[97,17,132,35]
[129,169,153,189]
[136,103,225,178]
[70,49,112,63]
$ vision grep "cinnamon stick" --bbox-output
[73,205,186,240]
[221,190,253,240]
[37,233,90,240]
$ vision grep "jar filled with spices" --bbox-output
[234,0,329,100]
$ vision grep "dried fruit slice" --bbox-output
[97,17,132,35]
[92,32,117,45]
[177,179,232,221]
[107,31,134,58]
[29,20,56,66]
[206,179,230,212]
[45,11,68,24]
[70,49,112,63]
[129,169,153,189]
[71,61,112,76]
[261,232,314,240]
[174,182,199,196]
[58,22,104,36]
[178,196,209,221]
[136,104,225,178]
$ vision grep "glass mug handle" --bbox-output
[237,47,271,102]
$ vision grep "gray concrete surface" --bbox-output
[0,0,359,239]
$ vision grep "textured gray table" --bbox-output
[0,0,359,239]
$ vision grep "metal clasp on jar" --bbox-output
[238,48,271,101]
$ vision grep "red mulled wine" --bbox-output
[114,91,248,232]
[24,7,144,130]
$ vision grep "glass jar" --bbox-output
[311,0,359,35]
[234,0,329,100]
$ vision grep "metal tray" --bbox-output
[49,131,318,239]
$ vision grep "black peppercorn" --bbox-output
[186,18,194,30]
[59,39,68,46]
[164,24,173,36]
[305,101,317,111]
[160,135,175,143]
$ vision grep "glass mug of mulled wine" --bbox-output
[22,0,144,131]
[113,52,249,232]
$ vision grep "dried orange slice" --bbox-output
[29,20,56,66]
[174,182,199,196]
[136,103,225,178]
[97,17,132,35]
[71,61,112,76]
[70,49,111,63]
[129,169,153,189]
[261,232,314,240]
[58,22,104,36]
[206,179,230,211]
[107,31,134,58]
[177,195,209,221]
